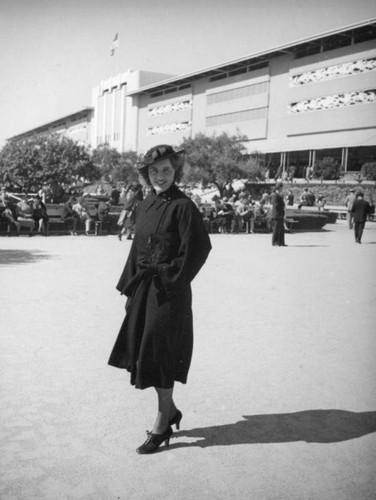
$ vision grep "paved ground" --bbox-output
[1,221,376,500]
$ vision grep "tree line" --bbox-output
[0,132,265,198]
[3,131,371,199]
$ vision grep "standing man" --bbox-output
[270,181,287,247]
[351,192,373,244]
[345,188,356,229]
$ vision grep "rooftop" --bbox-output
[8,107,94,142]
[127,18,376,97]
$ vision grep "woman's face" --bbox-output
[148,158,175,194]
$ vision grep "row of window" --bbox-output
[147,121,191,136]
[294,26,376,59]
[289,89,376,114]
[290,58,376,87]
[148,99,192,117]
[101,83,127,97]
[208,61,269,83]
[96,132,120,143]
[150,83,192,99]
[147,63,269,101]
[267,146,376,172]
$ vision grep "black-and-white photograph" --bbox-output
[1,0,376,498]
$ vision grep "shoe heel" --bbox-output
[169,409,182,430]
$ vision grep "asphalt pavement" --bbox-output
[1,221,375,500]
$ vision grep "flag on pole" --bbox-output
[110,33,119,56]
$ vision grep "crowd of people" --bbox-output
[0,180,147,237]
[196,193,266,234]
[0,185,114,237]
[189,185,327,235]
[56,182,145,238]
[1,179,374,241]
[0,187,49,237]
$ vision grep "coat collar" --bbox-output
[143,184,182,212]
[156,184,181,201]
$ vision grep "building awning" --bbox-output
[126,18,376,97]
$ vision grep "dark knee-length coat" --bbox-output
[108,184,211,389]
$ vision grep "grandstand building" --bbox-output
[9,18,376,177]
[9,108,94,145]
[128,18,376,176]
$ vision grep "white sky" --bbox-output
[0,0,375,147]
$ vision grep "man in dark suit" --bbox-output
[351,192,374,243]
[270,181,287,246]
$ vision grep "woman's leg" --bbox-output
[354,222,360,242]
[43,217,49,235]
[118,224,125,240]
[136,387,176,454]
[152,387,176,434]
[72,216,78,234]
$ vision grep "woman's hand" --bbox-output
[139,265,158,281]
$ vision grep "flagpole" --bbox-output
[116,42,119,76]
[110,33,119,77]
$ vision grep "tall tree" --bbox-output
[180,132,261,197]
[91,143,121,181]
[113,150,141,184]
[91,145,141,185]
[0,134,99,192]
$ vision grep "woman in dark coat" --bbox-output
[108,144,211,454]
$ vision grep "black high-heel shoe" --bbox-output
[169,409,182,430]
[136,426,173,454]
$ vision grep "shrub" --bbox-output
[313,157,342,180]
[241,158,266,183]
[361,162,376,181]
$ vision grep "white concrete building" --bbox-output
[9,19,376,176]
[90,69,173,152]
[9,108,94,146]
[127,18,376,174]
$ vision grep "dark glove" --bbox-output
[139,265,158,281]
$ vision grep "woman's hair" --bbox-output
[138,154,184,186]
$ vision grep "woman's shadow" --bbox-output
[170,409,376,449]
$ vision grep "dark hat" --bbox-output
[356,191,364,197]
[139,144,185,169]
